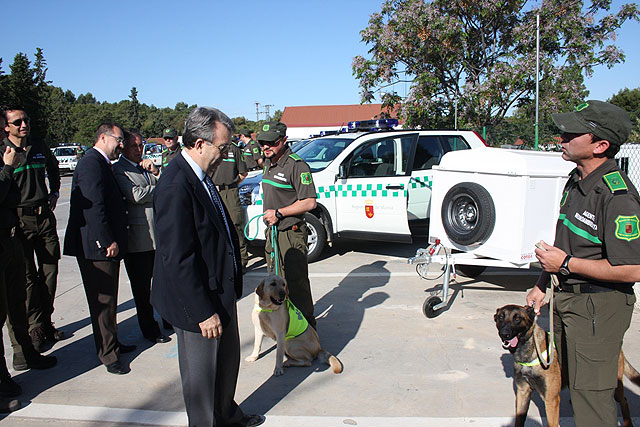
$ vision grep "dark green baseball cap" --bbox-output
[257,121,287,142]
[552,100,632,146]
[163,128,178,139]
[238,128,252,137]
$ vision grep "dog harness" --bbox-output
[256,300,309,340]
[517,333,556,367]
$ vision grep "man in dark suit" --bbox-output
[152,107,264,427]
[63,123,134,375]
[113,129,169,345]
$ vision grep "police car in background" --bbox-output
[142,143,164,167]
[52,144,85,175]
[240,119,488,262]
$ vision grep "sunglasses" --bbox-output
[8,118,30,127]
[260,139,281,147]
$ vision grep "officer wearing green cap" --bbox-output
[239,128,263,171]
[526,100,639,426]
[161,128,181,168]
[213,136,249,270]
[259,121,317,329]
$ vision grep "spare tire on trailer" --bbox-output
[441,182,495,247]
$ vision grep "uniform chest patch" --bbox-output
[300,172,312,185]
[273,172,288,183]
[615,215,640,241]
[32,153,46,160]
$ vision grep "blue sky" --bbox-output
[2,0,638,120]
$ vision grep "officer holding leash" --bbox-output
[258,121,317,329]
[527,100,639,427]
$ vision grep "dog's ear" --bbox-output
[256,280,265,299]
[525,305,536,320]
[493,309,499,322]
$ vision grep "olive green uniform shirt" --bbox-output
[262,148,317,230]
[162,146,182,168]
[554,158,640,289]
[213,143,248,186]
[243,140,263,170]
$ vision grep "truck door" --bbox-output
[334,133,417,242]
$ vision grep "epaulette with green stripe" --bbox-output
[289,153,303,161]
[603,171,628,194]
[161,149,168,154]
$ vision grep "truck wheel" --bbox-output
[441,182,495,246]
[304,213,326,263]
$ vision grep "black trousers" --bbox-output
[175,305,244,427]
[123,250,160,340]
[77,255,121,366]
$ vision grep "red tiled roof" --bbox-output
[281,104,399,127]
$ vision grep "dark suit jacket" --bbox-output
[63,148,128,261]
[151,152,242,332]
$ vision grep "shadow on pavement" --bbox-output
[238,260,391,414]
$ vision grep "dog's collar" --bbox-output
[516,333,555,367]
[254,305,273,313]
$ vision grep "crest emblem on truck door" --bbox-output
[365,199,374,218]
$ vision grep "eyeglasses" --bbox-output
[217,143,231,152]
[260,139,281,147]
[8,118,30,127]
[106,134,125,144]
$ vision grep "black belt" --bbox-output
[557,283,634,294]
[0,227,17,238]
[217,183,238,190]
[18,203,49,216]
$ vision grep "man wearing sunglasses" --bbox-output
[161,127,181,168]
[527,101,639,426]
[64,123,132,375]
[1,107,64,355]
[258,121,317,329]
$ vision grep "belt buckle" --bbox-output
[10,227,15,238]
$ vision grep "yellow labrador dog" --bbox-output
[245,275,343,376]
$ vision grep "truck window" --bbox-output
[442,136,470,152]
[348,136,413,177]
[412,136,444,171]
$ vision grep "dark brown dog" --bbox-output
[495,304,640,427]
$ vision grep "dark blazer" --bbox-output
[151,152,242,333]
[63,148,128,261]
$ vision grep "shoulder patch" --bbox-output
[615,215,640,241]
[289,153,303,161]
[603,171,628,193]
[300,172,312,185]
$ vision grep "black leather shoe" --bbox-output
[162,320,173,330]
[43,322,66,341]
[229,414,265,427]
[148,335,171,344]
[105,361,129,375]
[118,343,136,354]
[0,398,21,413]
[13,353,57,371]
[0,376,21,397]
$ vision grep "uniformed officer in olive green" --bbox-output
[239,128,263,171]
[1,107,64,352]
[161,127,181,168]
[527,100,639,427]
[212,138,249,269]
[259,121,317,329]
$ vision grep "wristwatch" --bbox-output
[559,255,573,276]
[275,209,284,220]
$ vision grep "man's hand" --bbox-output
[526,285,547,315]
[48,193,58,211]
[534,240,566,273]
[3,146,18,167]
[140,158,159,176]
[263,209,278,226]
[105,242,119,258]
[199,313,223,339]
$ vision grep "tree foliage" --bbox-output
[609,87,640,141]
[353,0,640,143]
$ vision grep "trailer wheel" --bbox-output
[423,296,443,318]
[441,182,495,246]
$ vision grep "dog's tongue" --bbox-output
[505,336,518,348]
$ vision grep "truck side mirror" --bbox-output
[336,164,347,181]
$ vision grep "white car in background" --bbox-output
[52,145,85,174]
[142,143,164,168]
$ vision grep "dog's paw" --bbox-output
[273,366,284,376]
[245,355,259,362]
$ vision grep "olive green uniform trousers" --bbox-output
[18,208,60,331]
[265,222,315,329]
[218,187,248,268]
[553,290,635,427]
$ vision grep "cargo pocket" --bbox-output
[574,342,620,391]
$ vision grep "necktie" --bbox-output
[204,175,238,273]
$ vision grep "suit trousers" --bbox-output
[18,209,60,330]
[123,250,160,340]
[77,255,121,365]
[175,306,244,427]
[553,290,635,427]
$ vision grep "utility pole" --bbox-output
[264,104,274,121]
[255,102,260,122]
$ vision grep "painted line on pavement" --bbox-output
[9,405,637,426]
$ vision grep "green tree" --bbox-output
[353,0,639,135]
[609,88,640,142]
[45,86,75,144]
[129,87,141,129]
